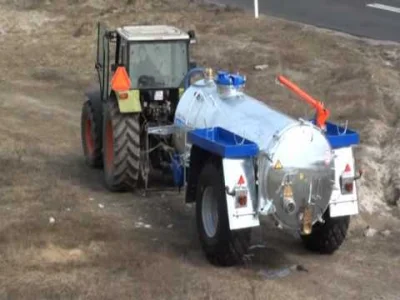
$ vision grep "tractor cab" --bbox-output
[96,23,196,105]
[115,25,195,90]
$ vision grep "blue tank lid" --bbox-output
[215,71,246,87]
[216,71,231,85]
[230,74,246,86]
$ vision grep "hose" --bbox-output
[183,67,205,90]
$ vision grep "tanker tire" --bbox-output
[195,159,251,267]
[102,97,140,192]
[81,99,103,168]
[301,209,350,254]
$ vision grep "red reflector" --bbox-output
[344,182,353,193]
[344,164,351,173]
[119,92,129,100]
[238,195,247,206]
[238,175,245,185]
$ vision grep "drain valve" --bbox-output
[301,206,313,235]
[283,184,296,215]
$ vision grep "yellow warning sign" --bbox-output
[274,160,283,169]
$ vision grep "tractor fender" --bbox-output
[185,145,212,203]
[81,85,103,167]
[84,85,102,115]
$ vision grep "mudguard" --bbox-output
[186,127,260,230]
[84,86,101,105]
[222,158,260,230]
[83,86,103,129]
[329,147,359,217]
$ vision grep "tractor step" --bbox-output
[147,125,177,136]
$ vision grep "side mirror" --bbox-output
[188,30,197,44]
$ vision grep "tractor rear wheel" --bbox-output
[81,99,103,168]
[102,97,140,192]
[195,158,252,266]
[300,208,350,254]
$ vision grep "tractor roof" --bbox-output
[116,25,190,42]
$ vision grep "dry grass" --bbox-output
[0,0,399,299]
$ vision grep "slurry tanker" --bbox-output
[81,24,362,266]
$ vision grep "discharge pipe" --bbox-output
[277,75,330,130]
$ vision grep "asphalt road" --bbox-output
[212,0,400,42]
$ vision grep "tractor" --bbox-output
[81,23,197,191]
[81,23,362,267]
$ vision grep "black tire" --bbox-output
[195,158,252,266]
[300,208,350,254]
[81,99,103,168]
[102,96,140,192]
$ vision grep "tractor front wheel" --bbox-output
[102,97,141,192]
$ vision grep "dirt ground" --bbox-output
[0,0,399,299]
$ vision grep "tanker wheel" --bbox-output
[300,208,350,254]
[195,158,252,267]
[102,97,140,192]
[81,99,103,168]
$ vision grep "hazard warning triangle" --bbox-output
[274,160,283,170]
[111,66,131,92]
[344,164,351,173]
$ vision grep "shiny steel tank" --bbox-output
[173,74,335,231]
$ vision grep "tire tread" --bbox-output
[196,158,251,266]
[103,98,140,191]
[301,210,350,254]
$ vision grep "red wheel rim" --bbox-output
[105,120,114,170]
[85,118,94,156]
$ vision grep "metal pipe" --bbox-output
[277,75,330,129]
[183,67,205,90]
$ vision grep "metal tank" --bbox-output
[173,70,335,232]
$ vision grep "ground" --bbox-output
[0,0,399,299]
